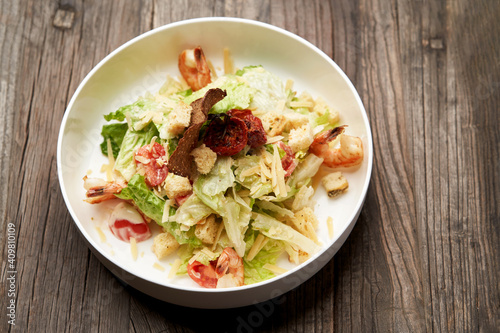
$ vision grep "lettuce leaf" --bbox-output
[172,194,215,228]
[104,97,158,122]
[115,174,164,223]
[114,123,158,181]
[100,123,128,158]
[184,75,255,114]
[116,174,201,246]
[243,233,284,285]
[251,213,320,255]
[233,155,273,199]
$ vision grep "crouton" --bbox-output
[166,101,192,136]
[163,173,192,199]
[190,144,217,174]
[288,123,314,153]
[290,207,319,243]
[261,112,287,136]
[322,172,348,197]
[285,112,309,131]
[313,97,340,125]
[152,232,180,259]
[194,215,219,244]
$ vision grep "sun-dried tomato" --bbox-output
[134,142,168,187]
[227,109,267,148]
[203,116,248,156]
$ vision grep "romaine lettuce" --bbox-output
[116,174,201,246]
[100,123,128,158]
[113,123,158,181]
[251,213,320,255]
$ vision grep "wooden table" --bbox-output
[2,0,498,332]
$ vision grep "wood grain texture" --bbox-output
[1,0,498,332]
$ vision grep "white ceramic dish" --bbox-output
[57,17,372,309]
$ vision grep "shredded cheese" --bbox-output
[105,138,115,181]
[247,233,266,261]
[327,216,334,239]
[207,59,218,80]
[223,48,234,75]
[285,79,294,91]
[153,262,166,272]
[263,263,288,275]
[95,226,106,243]
[266,135,284,144]
[130,237,138,261]
[162,200,172,223]
[290,101,314,108]
[240,165,261,179]
[168,259,182,279]
[211,221,225,251]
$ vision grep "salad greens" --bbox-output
[88,62,344,286]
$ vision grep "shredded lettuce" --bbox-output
[251,213,320,255]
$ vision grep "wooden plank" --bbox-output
[0,0,498,332]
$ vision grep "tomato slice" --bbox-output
[187,260,218,288]
[109,202,152,242]
[134,142,168,187]
[227,109,267,148]
[203,116,248,156]
[278,142,297,177]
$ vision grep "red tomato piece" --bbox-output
[227,109,267,148]
[134,142,168,187]
[110,219,152,242]
[203,116,248,156]
[187,260,219,288]
[175,192,192,206]
[278,142,297,177]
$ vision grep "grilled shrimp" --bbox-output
[309,126,363,168]
[178,47,212,91]
[215,247,244,288]
[83,176,125,204]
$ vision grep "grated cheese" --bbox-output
[263,263,288,275]
[168,259,182,279]
[95,226,106,243]
[153,262,165,272]
[246,233,268,261]
[162,200,172,223]
[105,138,115,181]
[207,59,218,80]
[223,47,234,75]
[327,217,334,239]
[211,221,225,251]
[285,79,294,91]
[130,237,138,261]
[290,101,314,108]
[266,135,284,144]
[240,165,261,179]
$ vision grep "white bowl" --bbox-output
[57,17,373,309]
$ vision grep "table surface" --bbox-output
[1,0,499,332]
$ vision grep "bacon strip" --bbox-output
[167,88,227,178]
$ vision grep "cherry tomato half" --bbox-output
[203,116,248,156]
[227,109,267,148]
[134,142,168,187]
[187,260,218,288]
